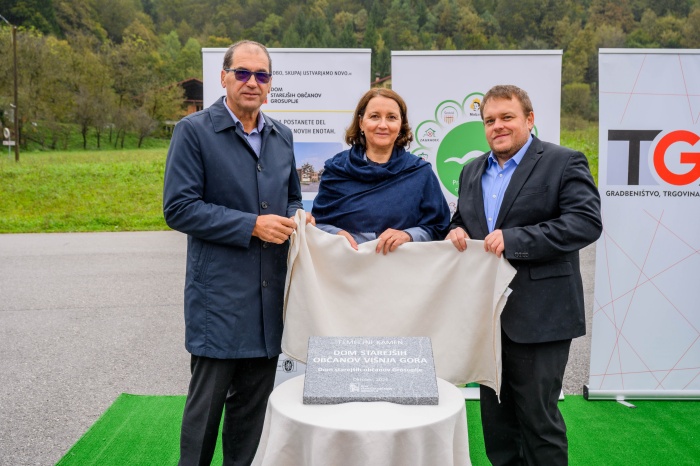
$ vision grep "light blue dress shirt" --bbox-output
[482,135,533,232]
[223,96,264,157]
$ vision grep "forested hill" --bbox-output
[3,0,700,78]
[1,0,699,149]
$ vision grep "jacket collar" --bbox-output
[208,97,280,136]
[468,155,491,237]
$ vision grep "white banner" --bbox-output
[203,48,371,208]
[391,51,562,212]
[588,49,700,400]
[202,48,371,385]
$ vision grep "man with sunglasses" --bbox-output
[164,40,313,466]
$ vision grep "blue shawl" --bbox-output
[312,145,450,240]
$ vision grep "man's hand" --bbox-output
[446,227,469,252]
[484,229,505,257]
[337,230,359,251]
[376,228,411,255]
[252,215,296,244]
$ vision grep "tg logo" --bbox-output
[609,129,700,186]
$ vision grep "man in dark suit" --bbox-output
[447,85,602,465]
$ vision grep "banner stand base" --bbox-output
[461,387,564,401]
[617,399,636,408]
[584,385,700,401]
[459,386,480,400]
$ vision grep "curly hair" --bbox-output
[345,88,414,149]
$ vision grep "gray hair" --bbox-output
[222,40,272,73]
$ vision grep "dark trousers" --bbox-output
[480,332,572,466]
[178,355,279,466]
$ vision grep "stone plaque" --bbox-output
[303,336,439,405]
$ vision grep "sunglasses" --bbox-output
[224,68,272,84]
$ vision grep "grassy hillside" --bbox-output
[0,125,599,233]
[0,149,169,233]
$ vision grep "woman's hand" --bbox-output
[376,228,411,255]
[338,230,359,250]
[304,212,316,226]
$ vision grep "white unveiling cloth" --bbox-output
[283,210,517,392]
[252,376,471,466]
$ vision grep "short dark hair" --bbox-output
[222,40,272,74]
[345,88,414,149]
[480,85,534,120]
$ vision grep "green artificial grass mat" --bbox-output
[58,394,699,465]
[466,397,700,466]
[56,395,222,465]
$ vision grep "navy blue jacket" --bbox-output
[163,98,303,359]
[312,145,450,240]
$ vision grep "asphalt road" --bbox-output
[0,231,596,466]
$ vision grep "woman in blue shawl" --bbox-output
[312,88,450,254]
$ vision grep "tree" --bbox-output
[249,13,284,47]
[627,9,686,47]
[94,0,142,42]
[374,35,391,77]
[595,24,626,48]
[562,82,592,119]
[6,0,700,147]
[132,107,158,148]
[333,11,354,32]
[175,37,203,80]
[588,0,635,32]
[336,21,356,47]
[454,2,488,50]
[354,8,368,33]
[551,16,581,49]
[562,26,596,86]
[8,29,64,149]
[626,10,658,46]
[142,84,184,124]
[211,0,244,40]
[493,0,549,44]
[159,30,182,81]
[175,19,195,44]
[204,35,233,48]
[681,7,700,48]
[302,1,334,47]
[109,18,162,147]
[653,14,685,47]
[14,32,77,149]
[300,162,315,181]
[647,0,693,17]
[153,0,217,35]
[0,0,60,35]
[281,27,303,47]
[69,33,115,148]
[74,86,95,149]
[362,15,378,49]
[432,0,459,39]
[382,0,420,50]
[53,0,107,41]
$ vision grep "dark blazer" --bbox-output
[163,98,303,359]
[450,136,602,343]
